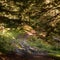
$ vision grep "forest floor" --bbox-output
[0,52,55,60]
[0,27,60,60]
[0,52,60,60]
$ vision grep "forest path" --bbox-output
[0,52,56,60]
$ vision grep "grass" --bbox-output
[0,28,25,53]
[27,36,60,57]
[0,28,60,57]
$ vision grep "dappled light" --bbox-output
[0,0,60,60]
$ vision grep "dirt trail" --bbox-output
[0,52,56,60]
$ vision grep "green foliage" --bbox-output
[27,36,60,57]
[0,28,25,53]
[0,36,14,53]
[0,0,60,57]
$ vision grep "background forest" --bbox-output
[0,0,60,58]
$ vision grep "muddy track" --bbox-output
[0,52,60,60]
